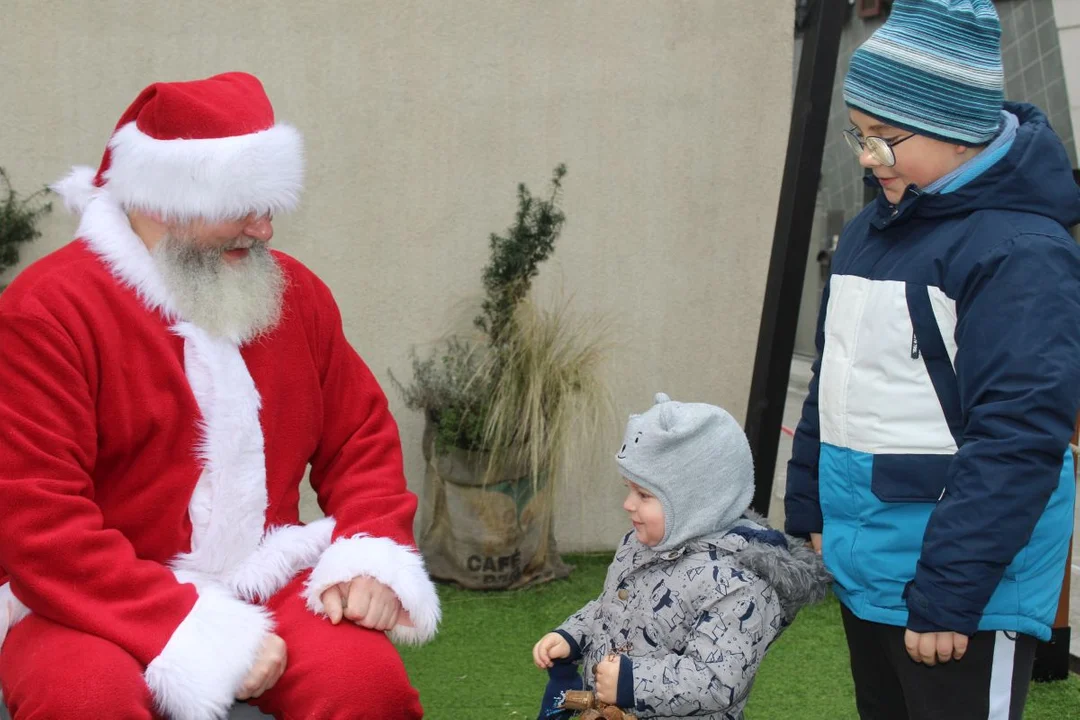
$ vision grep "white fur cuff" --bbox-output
[303,535,440,645]
[144,587,272,720]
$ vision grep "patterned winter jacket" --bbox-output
[555,515,828,719]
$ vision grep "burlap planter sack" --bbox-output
[418,420,571,589]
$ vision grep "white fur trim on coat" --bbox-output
[77,210,332,604]
[77,191,180,318]
[102,121,303,223]
[0,581,31,652]
[174,518,336,604]
[169,322,268,585]
[303,535,441,645]
[168,324,336,602]
[229,518,336,602]
[144,587,272,720]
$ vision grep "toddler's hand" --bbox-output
[809,533,822,555]
[594,655,621,705]
[533,632,571,668]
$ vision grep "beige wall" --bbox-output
[0,1,792,551]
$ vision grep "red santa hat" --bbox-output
[52,71,304,222]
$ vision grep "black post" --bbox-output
[745,0,846,517]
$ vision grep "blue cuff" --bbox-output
[616,655,635,709]
[554,629,583,662]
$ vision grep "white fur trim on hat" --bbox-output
[50,165,100,214]
[53,121,304,222]
[105,121,303,222]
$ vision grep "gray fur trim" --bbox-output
[738,510,832,621]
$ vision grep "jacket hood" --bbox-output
[683,510,831,622]
[878,102,1080,227]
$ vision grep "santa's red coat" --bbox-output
[0,194,439,719]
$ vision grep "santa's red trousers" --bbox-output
[0,574,424,719]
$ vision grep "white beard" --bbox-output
[152,234,285,344]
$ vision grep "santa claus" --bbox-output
[0,72,439,719]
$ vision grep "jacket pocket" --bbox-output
[871,453,952,503]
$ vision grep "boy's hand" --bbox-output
[809,533,822,555]
[594,655,621,705]
[904,629,968,666]
[533,632,571,668]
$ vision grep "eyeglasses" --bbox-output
[842,127,915,167]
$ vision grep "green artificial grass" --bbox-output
[399,553,1080,720]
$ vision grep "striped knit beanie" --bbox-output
[843,0,1004,146]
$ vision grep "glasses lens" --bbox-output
[843,130,864,158]
[865,137,895,167]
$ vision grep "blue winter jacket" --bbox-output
[784,103,1080,640]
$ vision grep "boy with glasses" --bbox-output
[784,1,1080,718]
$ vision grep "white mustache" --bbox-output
[222,238,259,252]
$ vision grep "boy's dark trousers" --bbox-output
[537,659,584,720]
[840,604,1037,720]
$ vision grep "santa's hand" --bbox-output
[235,633,287,700]
[321,576,412,630]
[0,600,10,649]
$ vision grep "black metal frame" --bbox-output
[745,0,848,517]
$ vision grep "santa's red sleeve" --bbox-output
[0,312,271,720]
[300,274,440,645]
